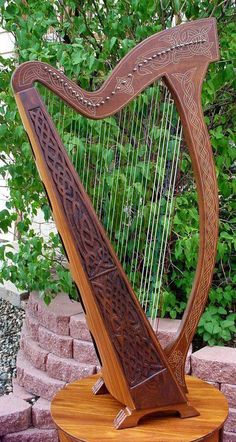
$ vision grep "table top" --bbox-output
[51,374,228,442]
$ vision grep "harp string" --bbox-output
[94,120,105,211]
[73,113,81,173]
[85,120,93,191]
[101,119,114,229]
[119,86,159,269]
[91,119,102,208]
[40,81,182,321]
[151,107,182,321]
[140,90,173,314]
[127,85,160,284]
[149,93,175,314]
[108,107,128,238]
[99,119,113,220]
[82,118,89,186]
[150,122,182,326]
[145,102,178,319]
[128,87,162,286]
[121,94,145,268]
[105,112,123,236]
[115,99,138,260]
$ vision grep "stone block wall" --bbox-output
[0,292,99,441]
[191,346,236,441]
[0,292,235,441]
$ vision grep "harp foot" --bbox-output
[114,402,200,429]
[92,377,109,395]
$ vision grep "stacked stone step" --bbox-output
[155,320,236,441]
[0,291,234,441]
[0,393,58,441]
[192,346,236,442]
[0,292,99,441]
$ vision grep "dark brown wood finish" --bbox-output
[12,17,220,428]
[164,66,219,390]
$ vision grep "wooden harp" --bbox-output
[12,18,219,429]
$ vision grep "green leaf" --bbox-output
[110,37,117,50]
[218,307,227,315]
[204,322,214,334]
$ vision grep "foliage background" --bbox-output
[0,0,235,347]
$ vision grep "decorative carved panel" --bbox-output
[29,106,164,388]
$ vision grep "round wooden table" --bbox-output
[51,374,228,442]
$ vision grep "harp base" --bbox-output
[114,402,199,429]
[93,377,199,428]
[51,373,228,441]
[92,376,109,395]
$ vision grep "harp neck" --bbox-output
[12,18,219,118]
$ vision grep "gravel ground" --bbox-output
[0,298,25,396]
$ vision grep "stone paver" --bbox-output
[155,318,181,347]
[224,408,236,433]
[12,379,36,401]
[184,345,192,374]
[0,394,31,436]
[28,292,82,335]
[24,312,39,341]
[69,313,92,341]
[2,428,58,441]
[221,384,236,408]
[73,339,98,365]
[17,351,65,401]
[191,346,236,384]
[38,326,73,359]
[26,293,39,318]
[46,353,96,383]
[32,398,56,429]
[20,336,48,371]
[223,431,236,441]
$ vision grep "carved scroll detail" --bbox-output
[29,106,164,388]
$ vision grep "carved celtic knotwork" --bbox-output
[29,107,114,279]
[135,24,214,75]
[115,75,134,95]
[23,65,102,116]
[29,106,165,388]
[164,24,213,59]
[92,270,163,386]
[13,19,218,122]
[168,350,184,386]
[170,68,218,346]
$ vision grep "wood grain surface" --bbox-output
[51,374,228,442]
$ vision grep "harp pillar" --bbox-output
[51,374,228,442]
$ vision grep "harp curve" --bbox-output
[164,67,219,390]
[12,17,219,428]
